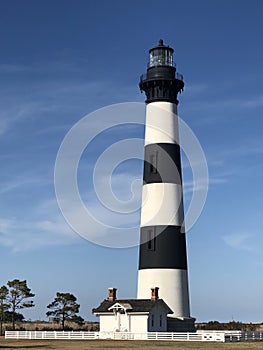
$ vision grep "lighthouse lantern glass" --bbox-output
[149,48,173,67]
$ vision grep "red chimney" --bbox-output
[108,288,117,301]
[151,287,159,301]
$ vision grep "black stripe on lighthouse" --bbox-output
[143,143,182,184]
[139,225,187,270]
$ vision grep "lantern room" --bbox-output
[148,39,174,67]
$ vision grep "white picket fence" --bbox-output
[224,331,263,341]
[5,330,263,342]
[99,331,224,341]
[5,331,100,340]
[5,330,225,342]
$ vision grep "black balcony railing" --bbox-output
[140,72,184,82]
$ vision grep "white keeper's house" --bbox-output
[92,287,173,333]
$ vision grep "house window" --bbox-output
[149,152,158,174]
[151,314,154,327]
[147,229,156,251]
[160,314,162,327]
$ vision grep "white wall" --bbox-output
[129,314,148,333]
[100,313,149,333]
[100,314,116,332]
[100,308,169,333]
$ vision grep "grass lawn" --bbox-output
[0,339,262,350]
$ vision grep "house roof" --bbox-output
[92,298,173,314]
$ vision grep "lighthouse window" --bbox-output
[147,229,156,251]
[150,152,158,174]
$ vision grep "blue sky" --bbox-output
[0,0,263,323]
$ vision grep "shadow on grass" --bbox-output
[0,346,51,349]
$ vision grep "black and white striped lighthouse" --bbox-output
[137,40,195,332]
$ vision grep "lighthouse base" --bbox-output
[167,316,196,332]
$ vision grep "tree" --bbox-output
[70,315,85,327]
[46,292,84,330]
[0,285,9,335]
[3,311,24,322]
[7,279,35,330]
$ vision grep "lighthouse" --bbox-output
[137,40,195,332]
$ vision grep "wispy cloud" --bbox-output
[0,165,143,251]
[0,98,62,137]
[182,79,263,126]
[242,94,263,108]
[66,170,142,246]
[184,83,208,96]
[0,103,35,136]
[0,60,88,75]
[187,139,263,190]
[222,232,258,252]
[221,143,263,158]
[0,63,33,73]
[0,202,78,252]
[0,172,52,195]
[0,75,138,139]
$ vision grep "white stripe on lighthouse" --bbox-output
[145,101,179,145]
[141,183,184,227]
[137,268,190,317]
